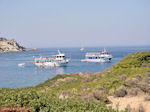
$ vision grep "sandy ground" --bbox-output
[108,95,150,112]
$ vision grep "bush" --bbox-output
[93,90,109,103]
[114,87,127,97]
[118,74,127,81]
[0,89,118,112]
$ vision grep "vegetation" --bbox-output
[0,51,150,112]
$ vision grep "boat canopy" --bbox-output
[85,53,101,57]
[35,57,53,62]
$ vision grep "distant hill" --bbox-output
[0,37,28,53]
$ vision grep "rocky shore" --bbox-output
[0,37,28,53]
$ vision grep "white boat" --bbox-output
[80,47,84,52]
[31,50,70,67]
[18,63,25,67]
[81,49,112,62]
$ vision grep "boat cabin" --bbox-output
[55,53,66,60]
[85,53,101,59]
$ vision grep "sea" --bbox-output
[0,46,150,88]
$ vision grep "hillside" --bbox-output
[0,51,150,112]
[0,37,28,53]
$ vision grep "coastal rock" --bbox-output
[0,37,28,53]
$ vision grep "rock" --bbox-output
[143,73,150,84]
[75,72,85,77]
[128,88,138,96]
[92,72,103,78]
[57,91,70,99]
[57,77,77,83]
[0,37,28,53]
[114,87,127,97]
[141,64,150,67]
[144,96,150,101]
[137,83,150,95]
[125,78,139,88]
[82,77,93,83]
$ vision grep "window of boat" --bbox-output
[88,57,92,59]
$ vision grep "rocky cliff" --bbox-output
[0,37,28,53]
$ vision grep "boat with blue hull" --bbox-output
[81,49,112,62]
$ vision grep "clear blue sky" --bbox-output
[0,0,150,48]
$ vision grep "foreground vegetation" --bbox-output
[0,51,150,112]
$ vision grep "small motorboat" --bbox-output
[80,47,84,52]
[18,63,25,67]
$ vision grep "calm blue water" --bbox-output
[0,46,150,88]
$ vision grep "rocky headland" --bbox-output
[0,37,28,53]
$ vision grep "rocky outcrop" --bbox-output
[0,37,28,53]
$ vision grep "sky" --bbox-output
[0,0,150,48]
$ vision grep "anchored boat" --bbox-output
[80,47,84,52]
[31,50,70,67]
[81,49,112,62]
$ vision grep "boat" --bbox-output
[18,63,25,67]
[31,50,70,67]
[81,48,112,62]
[80,47,84,52]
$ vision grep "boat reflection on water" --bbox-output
[34,66,65,75]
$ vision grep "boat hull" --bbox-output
[81,58,111,63]
[33,60,69,67]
